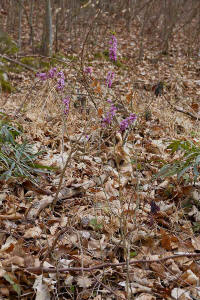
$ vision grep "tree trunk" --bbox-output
[40,0,53,56]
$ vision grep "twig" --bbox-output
[51,12,101,210]
[79,9,101,111]
[164,95,199,120]
[51,148,76,210]
[173,105,199,120]
[51,107,95,210]
[0,54,37,72]
[41,226,70,264]
[90,271,125,300]
[24,252,200,274]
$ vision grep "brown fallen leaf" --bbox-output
[77,275,93,288]
[24,226,42,238]
[26,196,53,219]
[0,213,21,220]
[2,256,24,267]
[23,180,53,195]
[135,294,156,300]
[33,275,51,300]
[180,269,199,285]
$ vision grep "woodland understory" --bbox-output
[0,1,200,299]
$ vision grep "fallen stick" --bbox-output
[0,54,37,72]
[22,252,200,274]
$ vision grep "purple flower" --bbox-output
[57,78,65,90]
[57,71,65,79]
[48,67,57,79]
[36,72,47,81]
[84,67,92,75]
[63,96,70,115]
[106,71,115,88]
[102,102,117,127]
[120,113,137,132]
[36,68,66,90]
[36,67,58,81]
[109,35,117,62]
[57,71,65,90]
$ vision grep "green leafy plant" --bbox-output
[90,218,103,231]
[130,251,138,258]
[3,273,21,296]
[157,140,200,183]
[192,222,200,233]
[0,113,52,184]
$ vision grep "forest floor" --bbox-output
[0,19,200,300]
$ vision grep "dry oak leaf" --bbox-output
[0,287,9,297]
[24,226,42,238]
[2,256,24,267]
[160,229,178,251]
[171,288,191,300]
[191,236,200,250]
[0,213,21,220]
[180,269,199,286]
[135,294,156,300]
[0,236,17,253]
[77,275,92,288]
[114,132,131,166]
[150,262,166,278]
[33,275,51,300]
[64,274,73,286]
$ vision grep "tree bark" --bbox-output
[40,0,53,56]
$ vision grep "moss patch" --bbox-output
[20,57,39,68]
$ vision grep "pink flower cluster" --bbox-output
[84,67,92,75]
[57,71,65,90]
[36,68,65,91]
[63,96,70,115]
[109,35,117,62]
[106,71,115,88]
[102,99,117,127]
[36,67,57,81]
[120,113,137,132]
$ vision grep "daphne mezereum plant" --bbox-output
[157,139,200,183]
[84,67,93,75]
[119,113,137,132]
[63,96,70,115]
[36,35,137,133]
[106,71,115,88]
[109,35,117,62]
[102,99,117,127]
[36,68,65,91]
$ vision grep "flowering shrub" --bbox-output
[57,71,65,90]
[36,68,65,91]
[102,100,117,127]
[36,67,57,81]
[35,34,137,136]
[120,113,137,132]
[63,96,70,115]
[106,71,115,88]
[84,67,92,75]
[48,67,57,79]
[36,72,48,81]
[109,35,117,62]
[36,68,68,117]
